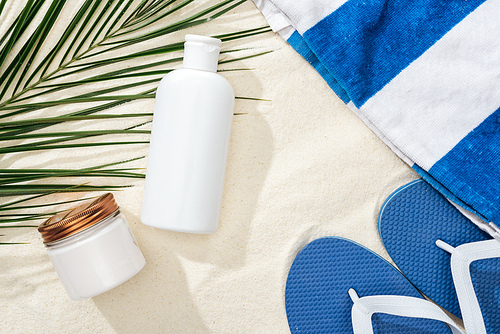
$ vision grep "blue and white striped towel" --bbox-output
[253,0,500,237]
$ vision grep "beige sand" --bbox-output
[0,1,417,333]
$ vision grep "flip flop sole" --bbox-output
[378,179,490,318]
[285,237,451,333]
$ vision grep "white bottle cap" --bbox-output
[183,34,222,72]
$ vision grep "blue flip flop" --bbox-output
[378,179,499,333]
[285,237,462,333]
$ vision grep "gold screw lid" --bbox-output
[38,193,119,244]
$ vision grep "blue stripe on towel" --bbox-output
[302,0,486,107]
[429,106,500,223]
[412,164,488,222]
[288,31,351,103]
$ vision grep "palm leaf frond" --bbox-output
[0,0,272,244]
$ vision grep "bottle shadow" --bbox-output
[93,26,274,333]
[143,110,273,267]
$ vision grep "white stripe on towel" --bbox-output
[360,0,500,170]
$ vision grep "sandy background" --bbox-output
[0,0,418,333]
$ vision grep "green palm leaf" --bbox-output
[0,0,271,243]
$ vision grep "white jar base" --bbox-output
[72,256,146,300]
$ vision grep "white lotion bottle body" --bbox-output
[141,35,235,233]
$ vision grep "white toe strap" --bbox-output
[436,239,500,334]
[348,289,464,334]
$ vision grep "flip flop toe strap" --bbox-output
[436,239,500,334]
[348,289,464,334]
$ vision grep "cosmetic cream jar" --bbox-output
[38,193,146,300]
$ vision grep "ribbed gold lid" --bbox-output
[38,193,119,244]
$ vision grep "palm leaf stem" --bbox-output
[0,129,150,141]
[0,94,154,111]
[0,196,98,212]
[0,183,98,208]
[0,140,149,155]
[0,216,54,224]
[0,113,152,130]
[0,184,130,197]
[0,171,145,185]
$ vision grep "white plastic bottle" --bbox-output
[141,35,235,233]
